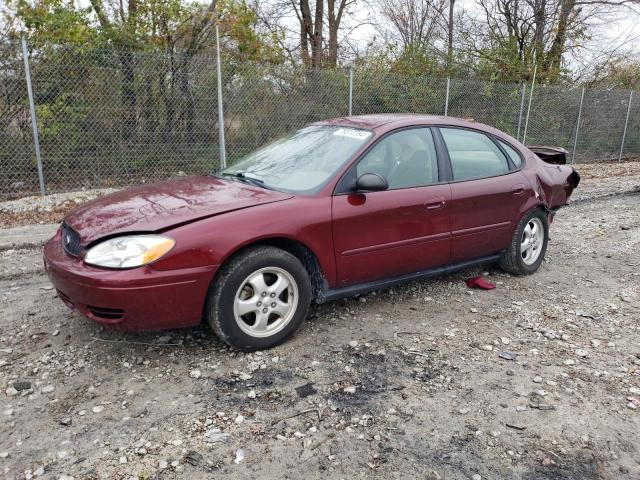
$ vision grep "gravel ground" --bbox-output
[1,164,639,480]
[0,189,117,228]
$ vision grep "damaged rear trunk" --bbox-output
[528,146,580,209]
[529,146,569,165]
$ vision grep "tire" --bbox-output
[499,208,549,275]
[205,246,312,351]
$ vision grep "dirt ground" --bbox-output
[1,163,639,480]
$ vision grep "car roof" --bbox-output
[314,113,523,146]
[314,114,518,144]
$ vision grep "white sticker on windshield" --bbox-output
[333,128,371,140]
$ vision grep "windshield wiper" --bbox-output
[220,172,270,189]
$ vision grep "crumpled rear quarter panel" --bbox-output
[528,160,580,210]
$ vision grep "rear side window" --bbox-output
[440,128,510,181]
[498,140,523,168]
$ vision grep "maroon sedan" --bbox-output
[44,115,579,350]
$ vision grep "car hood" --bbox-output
[64,176,293,244]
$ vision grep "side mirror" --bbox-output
[355,173,388,192]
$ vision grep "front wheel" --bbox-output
[500,209,549,275]
[205,246,312,351]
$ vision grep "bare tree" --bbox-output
[468,0,640,79]
[378,0,448,53]
[290,0,359,68]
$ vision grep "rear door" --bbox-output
[332,127,451,286]
[437,127,532,263]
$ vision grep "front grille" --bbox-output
[87,305,125,320]
[61,223,82,257]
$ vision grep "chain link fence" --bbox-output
[1,38,638,199]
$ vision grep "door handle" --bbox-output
[511,184,525,196]
[425,197,446,210]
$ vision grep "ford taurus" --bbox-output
[43,115,580,350]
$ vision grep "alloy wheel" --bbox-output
[233,267,299,338]
[521,217,544,265]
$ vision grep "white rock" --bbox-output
[42,385,55,394]
[533,376,543,383]
[591,339,601,348]
[247,390,256,399]
[203,428,230,444]
[119,456,127,464]
[234,415,245,424]
[159,460,168,470]
[6,387,18,396]
[189,369,202,379]
[575,349,588,357]
[348,340,359,348]
[0,451,8,458]
[343,386,357,394]
[92,405,104,414]
[234,449,245,464]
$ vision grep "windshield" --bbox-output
[220,125,373,194]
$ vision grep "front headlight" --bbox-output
[84,235,175,268]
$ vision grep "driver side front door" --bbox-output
[331,127,451,287]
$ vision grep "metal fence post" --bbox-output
[618,90,633,162]
[571,87,585,164]
[215,25,226,169]
[522,64,537,145]
[348,65,353,116]
[21,37,46,196]
[516,83,526,141]
[444,77,450,116]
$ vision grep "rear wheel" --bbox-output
[500,209,549,275]
[205,246,312,351]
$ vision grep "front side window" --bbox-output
[221,126,373,194]
[440,128,510,181]
[356,128,439,190]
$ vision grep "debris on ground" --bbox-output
[465,276,496,290]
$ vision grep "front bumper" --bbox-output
[43,230,217,330]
